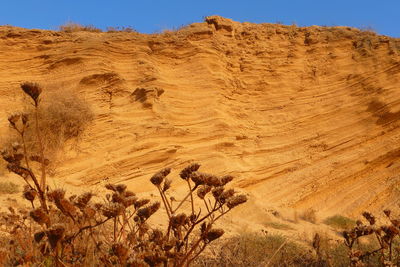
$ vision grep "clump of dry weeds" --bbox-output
[343,210,400,266]
[59,22,102,33]
[4,85,93,172]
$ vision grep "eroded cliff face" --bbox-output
[1,16,400,217]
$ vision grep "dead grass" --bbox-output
[0,159,6,176]
[21,87,94,160]
[106,26,136,33]
[195,231,315,266]
[0,181,19,194]
[59,22,102,33]
[341,211,400,266]
[300,208,317,224]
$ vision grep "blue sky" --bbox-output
[0,0,399,37]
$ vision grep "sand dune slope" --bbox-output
[1,16,400,218]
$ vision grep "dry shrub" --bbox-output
[22,87,93,159]
[342,211,400,266]
[59,22,102,33]
[106,26,136,33]
[196,231,373,267]
[300,208,317,224]
[353,28,379,57]
[310,233,353,267]
[0,164,247,266]
[0,181,19,194]
[195,231,315,267]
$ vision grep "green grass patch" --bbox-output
[323,215,356,229]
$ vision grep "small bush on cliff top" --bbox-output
[59,22,102,33]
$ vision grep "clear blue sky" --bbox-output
[1,0,399,37]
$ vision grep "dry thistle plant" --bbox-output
[0,165,247,266]
[2,82,48,210]
[343,210,400,266]
[0,82,247,266]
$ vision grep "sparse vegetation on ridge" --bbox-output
[59,22,102,33]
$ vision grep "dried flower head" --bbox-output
[136,202,160,221]
[180,163,200,180]
[7,114,20,127]
[212,186,224,199]
[219,189,235,203]
[384,209,391,218]
[123,196,138,208]
[204,228,224,242]
[134,199,150,209]
[115,184,127,194]
[20,82,42,105]
[23,186,37,202]
[105,183,117,192]
[190,172,206,186]
[102,203,125,218]
[30,208,50,226]
[170,213,188,228]
[226,194,247,209]
[47,189,66,202]
[112,193,124,204]
[56,198,78,217]
[74,192,93,209]
[46,224,65,249]
[3,151,24,165]
[34,231,45,243]
[197,185,212,199]
[163,178,172,192]
[221,175,234,185]
[204,174,222,187]
[381,225,399,238]
[21,113,28,125]
[150,168,171,186]
[7,163,31,178]
[124,190,136,198]
[362,211,376,225]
